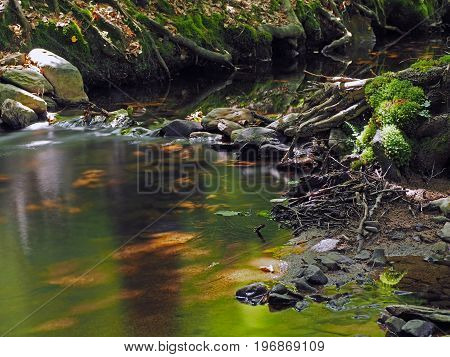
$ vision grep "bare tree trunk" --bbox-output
[10,0,31,40]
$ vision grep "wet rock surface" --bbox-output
[0,99,38,130]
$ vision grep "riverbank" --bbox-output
[1,0,448,86]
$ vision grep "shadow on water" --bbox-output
[0,33,448,336]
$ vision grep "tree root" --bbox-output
[353,2,403,34]
[9,0,32,40]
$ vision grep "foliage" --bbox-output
[360,146,375,165]
[366,78,426,109]
[357,118,377,148]
[381,125,412,167]
[379,267,406,286]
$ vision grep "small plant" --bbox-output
[366,78,426,109]
[360,146,375,165]
[381,125,412,167]
[379,267,406,286]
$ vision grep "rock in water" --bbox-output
[1,67,54,95]
[401,319,435,337]
[0,83,47,114]
[231,127,282,146]
[267,293,299,310]
[28,49,88,104]
[235,282,268,305]
[161,119,203,137]
[201,108,255,131]
[1,99,38,130]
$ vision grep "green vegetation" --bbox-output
[375,99,423,130]
[381,125,412,167]
[410,54,450,72]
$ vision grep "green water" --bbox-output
[0,35,446,336]
[0,129,420,337]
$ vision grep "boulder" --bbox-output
[28,49,88,104]
[0,83,47,114]
[235,282,268,305]
[429,197,450,217]
[292,277,318,294]
[201,108,255,132]
[231,127,283,146]
[217,119,243,137]
[401,319,435,337]
[161,119,203,137]
[1,99,38,130]
[300,265,328,286]
[385,316,406,335]
[1,67,54,94]
[0,52,26,66]
[267,293,299,310]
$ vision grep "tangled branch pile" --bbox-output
[273,149,408,250]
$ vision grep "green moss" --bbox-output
[376,99,423,130]
[156,0,175,15]
[31,20,92,71]
[173,13,225,50]
[410,54,450,72]
[366,77,426,109]
[358,118,378,148]
[361,146,375,165]
[381,125,412,167]
[295,0,321,41]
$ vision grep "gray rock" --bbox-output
[439,222,450,243]
[270,284,288,295]
[326,295,351,311]
[267,293,299,309]
[201,108,255,132]
[231,127,282,146]
[301,265,328,286]
[429,197,450,217]
[0,83,47,114]
[316,255,339,271]
[28,49,88,104]
[161,119,203,137]
[217,119,243,137]
[311,238,339,252]
[355,250,371,261]
[431,241,448,255]
[369,248,388,267]
[259,143,289,158]
[189,132,222,143]
[326,252,354,265]
[1,99,37,130]
[43,96,58,112]
[385,316,406,335]
[292,277,318,294]
[294,300,310,312]
[235,282,268,305]
[1,66,54,94]
[401,319,435,337]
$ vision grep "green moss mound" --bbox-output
[381,125,412,167]
[376,99,423,130]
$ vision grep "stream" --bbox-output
[0,35,447,336]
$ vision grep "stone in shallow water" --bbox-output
[300,265,328,286]
[0,83,47,114]
[235,282,268,305]
[294,300,310,312]
[292,277,317,294]
[311,238,339,252]
[1,99,37,130]
[267,293,299,310]
[162,119,203,137]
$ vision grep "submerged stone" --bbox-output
[401,319,435,337]
[161,119,203,137]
